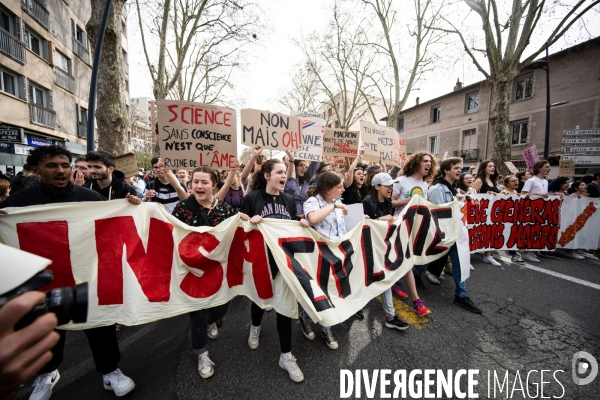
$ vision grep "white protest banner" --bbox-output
[556,196,600,250]
[241,109,302,151]
[156,100,237,170]
[0,196,459,328]
[360,120,403,166]
[291,111,324,162]
[114,153,138,178]
[344,203,365,232]
[522,145,539,173]
[323,128,360,159]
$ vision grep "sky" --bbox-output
[126,0,600,113]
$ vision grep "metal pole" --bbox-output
[86,0,113,153]
[544,41,550,160]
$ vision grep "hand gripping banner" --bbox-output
[0,196,460,329]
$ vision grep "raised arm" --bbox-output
[241,145,263,188]
[285,149,295,181]
[344,146,364,188]
[215,165,238,200]
[157,158,189,200]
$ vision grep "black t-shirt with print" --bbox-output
[241,189,296,220]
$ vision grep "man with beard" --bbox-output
[71,155,92,186]
[0,145,137,400]
[84,151,140,202]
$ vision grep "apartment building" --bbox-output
[129,96,155,154]
[0,0,130,173]
[396,37,600,177]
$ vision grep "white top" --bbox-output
[303,194,347,240]
[522,176,548,194]
[393,175,429,215]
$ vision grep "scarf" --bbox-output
[182,195,211,226]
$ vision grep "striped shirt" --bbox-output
[147,179,187,214]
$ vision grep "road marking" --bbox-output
[499,256,600,291]
[376,296,431,329]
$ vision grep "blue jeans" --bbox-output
[301,310,331,330]
[380,288,395,319]
[448,244,468,298]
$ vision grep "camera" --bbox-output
[0,270,88,330]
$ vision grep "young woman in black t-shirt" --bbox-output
[241,159,310,383]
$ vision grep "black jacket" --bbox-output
[84,170,136,200]
[0,181,105,208]
[9,173,25,194]
[362,195,394,220]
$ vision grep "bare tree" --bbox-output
[432,0,600,173]
[276,62,323,113]
[359,0,444,129]
[135,0,260,102]
[87,0,129,154]
[298,1,377,129]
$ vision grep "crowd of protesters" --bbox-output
[1,144,599,399]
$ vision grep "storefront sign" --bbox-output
[27,134,55,147]
[0,129,22,143]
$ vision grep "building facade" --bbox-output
[0,0,130,173]
[129,96,155,154]
[396,38,600,177]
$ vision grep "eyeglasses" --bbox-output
[73,165,88,170]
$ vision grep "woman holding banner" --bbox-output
[472,161,504,267]
[241,158,310,383]
[172,167,248,380]
[299,171,349,349]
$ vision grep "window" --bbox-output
[0,10,9,32]
[55,51,69,73]
[24,26,48,60]
[121,21,126,37]
[71,19,87,47]
[431,104,441,123]
[466,92,479,112]
[0,69,16,96]
[428,135,439,154]
[122,50,128,63]
[28,81,51,108]
[462,129,476,150]
[397,117,404,132]
[511,120,528,145]
[514,75,533,101]
[77,105,87,125]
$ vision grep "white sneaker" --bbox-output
[482,256,501,267]
[197,352,215,379]
[511,255,525,263]
[564,252,585,260]
[103,368,135,397]
[425,271,440,285]
[207,322,218,339]
[469,264,474,271]
[279,354,304,382]
[248,325,260,349]
[30,370,60,400]
[521,253,540,263]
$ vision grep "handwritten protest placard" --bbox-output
[114,153,138,178]
[504,161,519,174]
[323,155,345,165]
[359,120,403,166]
[559,159,575,176]
[323,128,360,159]
[522,145,539,173]
[291,111,324,162]
[241,109,301,151]
[157,100,237,170]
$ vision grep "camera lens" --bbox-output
[47,283,88,325]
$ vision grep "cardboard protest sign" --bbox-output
[360,120,403,166]
[504,161,519,174]
[522,145,539,173]
[157,100,237,170]
[0,196,460,328]
[559,159,575,176]
[323,128,360,158]
[115,153,138,178]
[323,155,345,165]
[291,111,324,162]
[241,109,301,151]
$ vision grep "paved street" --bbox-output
[17,252,600,399]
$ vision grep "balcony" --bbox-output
[123,59,129,73]
[0,28,25,64]
[30,103,56,128]
[54,68,75,93]
[453,149,479,161]
[77,122,87,138]
[72,37,89,63]
[21,0,49,30]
